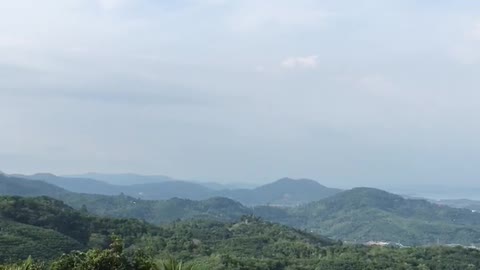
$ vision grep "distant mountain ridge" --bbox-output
[12,173,120,195]
[219,177,342,206]
[0,174,67,197]
[4,173,480,246]
[6,172,341,206]
[64,172,176,185]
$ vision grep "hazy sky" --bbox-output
[1,0,480,187]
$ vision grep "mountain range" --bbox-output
[7,172,341,206]
[3,173,480,246]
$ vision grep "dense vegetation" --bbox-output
[5,174,480,246]
[3,195,480,269]
[280,188,480,245]
[0,196,334,264]
[3,236,480,269]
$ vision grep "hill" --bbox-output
[125,181,213,200]
[0,195,165,262]
[6,174,480,246]
[63,194,253,224]
[13,173,121,195]
[13,173,214,200]
[219,177,341,206]
[277,187,480,245]
[0,219,83,262]
[0,174,250,224]
[9,173,341,205]
[0,174,68,197]
[0,196,338,266]
[4,201,480,269]
[64,173,175,185]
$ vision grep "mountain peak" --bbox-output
[319,187,405,211]
[266,178,328,189]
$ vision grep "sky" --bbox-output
[1,0,480,188]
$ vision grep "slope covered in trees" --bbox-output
[5,174,480,246]
[218,177,342,206]
[278,188,480,245]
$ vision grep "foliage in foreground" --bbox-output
[3,239,480,270]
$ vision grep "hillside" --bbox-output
[0,174,250,224]
[65,173,175,185]
[4,200,480,269]
[13,173,214,200]
[0,195,166,262]
[14,173,121,195]
[0,174,68,197]
[0,219,83,262]
[6,174,480,246]
[125,181,214,200]
[0,196,338,266]
[220,178,341,206]
[279,188,480,245]
[63,194,253,224]
[9,173,341,205]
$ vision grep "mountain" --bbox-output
[4,198,480,270]
[0,195,162,262]
[126,181,214,200]
[7,173,480,246]
[0,174,251,224]
[10,173,214,200]
[220,178,342,206]
[63,194,253,224]
[273,187,480,246]
[13,173,121,195]
[0,174,68,197]
[0,195,337,265]
[64,173,176,185]
[7,173,341,205]
[0,219,83,262]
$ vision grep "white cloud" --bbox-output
[281,55,318,69]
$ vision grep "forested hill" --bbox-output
[64,194,253,224]
[4,196,480,269]
[275,187,480,245]
[5,174,480,246]
[0,195,162,262]
[0,174,252,223]
[218,177,342,206]
[0,195,337,265]
[0,174,67,197]
[8,172,341,206]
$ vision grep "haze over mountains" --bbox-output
[6,172,341,206]
[3,172,480,246]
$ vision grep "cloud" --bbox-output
[281,55,318,69]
